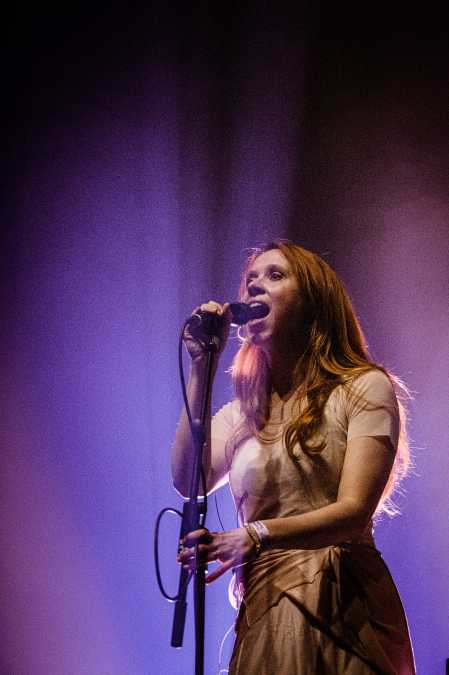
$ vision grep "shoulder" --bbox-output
[343,369,400,446]
[211,399,243,438]
[327,369,396,413]
[345,369,398,407]
[214,399,242,421]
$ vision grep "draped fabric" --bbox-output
[212,371,415,673]
[229,544,415,675]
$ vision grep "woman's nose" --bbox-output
[248,281,265,298]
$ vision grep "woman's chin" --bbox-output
[248,327,270,347]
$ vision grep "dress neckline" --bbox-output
[269,390,299,424]
[271,389,298,405]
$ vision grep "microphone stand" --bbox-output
[171,329,220,675]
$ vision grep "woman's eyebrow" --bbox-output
[246,263,288,281]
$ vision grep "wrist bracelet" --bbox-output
[244,520,270,556]
[251,520,270,545]
[243,523,262,556]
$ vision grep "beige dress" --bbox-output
[211,370,416,674]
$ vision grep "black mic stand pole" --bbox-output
[171,329,220,675]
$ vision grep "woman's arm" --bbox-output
[171,361,231,497]
[261,434,395,549]
[180,434,396,582]
[171,302,231,497]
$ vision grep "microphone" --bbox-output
[187,302,269,338]
[228,302,269,325]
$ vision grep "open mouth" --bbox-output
[248,301,270,322]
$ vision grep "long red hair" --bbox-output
[231,240,411,515]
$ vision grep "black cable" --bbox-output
[154,506,185,601]
[178,320,193,426]
[180,319,225,533]
[154,319,211,604]
[178,320,208,517]
[214,493,225,532]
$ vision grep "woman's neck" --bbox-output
[268,350,304,400]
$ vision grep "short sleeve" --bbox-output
[211,400,241,443]
[346,370,400,450]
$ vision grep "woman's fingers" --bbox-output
[195,301,230,316]
[178,543,213,564]
[183,301,231,358]
[178,546,233,580]
[177,528,214,567]
[183,528,212,547]
[205,559,235,584]
[177,527,255,577]
[198,301,224,313]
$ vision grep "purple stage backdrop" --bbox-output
[2,4,448,674]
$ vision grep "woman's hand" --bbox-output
[183,301,231,362]
[177,527,257,583]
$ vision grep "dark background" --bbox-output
[3,3,448,673]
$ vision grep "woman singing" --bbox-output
[172,240,415,674]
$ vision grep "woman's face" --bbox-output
[242,249,304,350]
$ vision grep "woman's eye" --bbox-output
[269,270,284,280]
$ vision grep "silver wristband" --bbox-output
[251,520,270,546]
[244,520,270,554]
